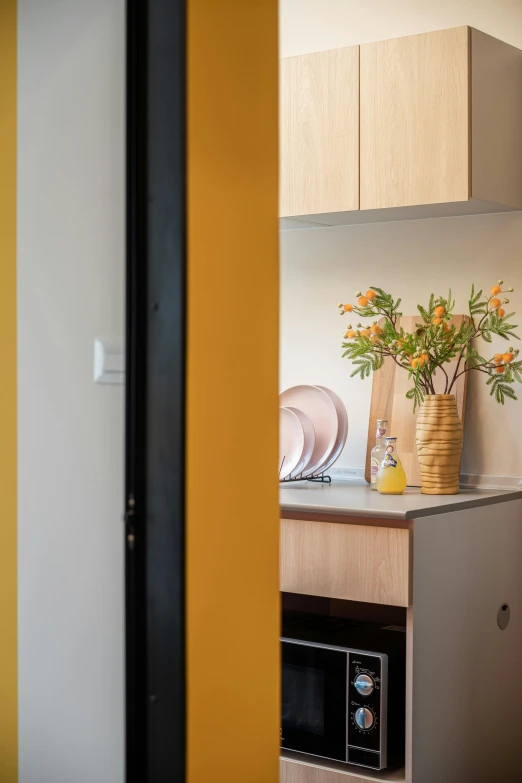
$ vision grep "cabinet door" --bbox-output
[280,46,359,217]
[360,27,470,210]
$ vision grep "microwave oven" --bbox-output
[281,612,406,771]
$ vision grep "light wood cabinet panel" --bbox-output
[360,27,470,210]
[281,756,405,782]
[280,518,412,607]
[280,46,359,217]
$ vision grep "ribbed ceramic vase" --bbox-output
[416,394,463,495]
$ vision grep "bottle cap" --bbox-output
[376,419,388,438]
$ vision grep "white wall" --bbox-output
[17,2,125,781]
[280,0,522,56]
[280,0,522,483]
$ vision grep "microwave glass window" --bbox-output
[282,663,325,735]
[281,641,348,762]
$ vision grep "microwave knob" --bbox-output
[355,707,374,731]
[354,674,374,696]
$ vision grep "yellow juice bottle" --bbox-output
[375,437,407,495]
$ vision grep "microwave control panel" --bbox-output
[347,652,387,769]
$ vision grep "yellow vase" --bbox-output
[376,437,407,495]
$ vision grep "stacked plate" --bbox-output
[279,385,348,480]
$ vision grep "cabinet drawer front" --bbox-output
[280,519,411,607]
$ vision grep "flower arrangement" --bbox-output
[338,280,521,409]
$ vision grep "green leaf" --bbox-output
[502,385,517,400]
[469,284,487,317]
[487,374,519,405]
[349,356,376,380]
[405,383,424,411]
[417,304,430,322]
[465,346,488,369]
[369,286,388,298]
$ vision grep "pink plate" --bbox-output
[283,407,316,479]
[279,385,338,477]
[279,407,304,480]
[314,386,348,472]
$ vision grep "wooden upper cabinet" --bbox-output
[360,26,522,213]
[280,27,522,226]
[360,27,470,210]
[279,46,359,218]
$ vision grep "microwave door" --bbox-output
[281,641,348,763]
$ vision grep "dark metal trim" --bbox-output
[125,0,186,781]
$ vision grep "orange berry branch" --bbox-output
[337,281,521,408]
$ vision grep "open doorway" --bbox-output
[279,4,522,783]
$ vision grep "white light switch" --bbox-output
[94,338,125,384]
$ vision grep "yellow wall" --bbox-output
[0,0,17,779]
[186,2,280,781]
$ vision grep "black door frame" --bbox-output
[125,1,187,780]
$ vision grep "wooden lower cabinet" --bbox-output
[280,498,522,782]
[280,518,412,607]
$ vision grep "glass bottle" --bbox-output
[370,419,388,490]
[376,437,407,495]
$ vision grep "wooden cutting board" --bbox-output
[364,315,469,487]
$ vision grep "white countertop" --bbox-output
[279,480,522,520]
